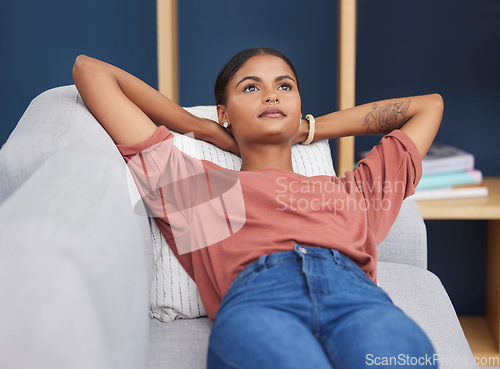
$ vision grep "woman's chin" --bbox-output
[252,129,298,146]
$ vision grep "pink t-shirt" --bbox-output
[117,126,422,321]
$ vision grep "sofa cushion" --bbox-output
[148,215,208,321]
[148,318,212,369]
[0,152,150,369]
[377,197,427,269]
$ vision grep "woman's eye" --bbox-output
[278,83,292,91]
[243,85,258,92]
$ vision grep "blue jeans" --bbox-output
[207,244,437,369]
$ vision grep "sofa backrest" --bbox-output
[0,85,121,204]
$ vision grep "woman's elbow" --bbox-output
[72,54,96,83]
[429,93,444,113]
[425,93,444,130]
[73,54,86,72]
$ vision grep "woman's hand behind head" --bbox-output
[200,119,241,157]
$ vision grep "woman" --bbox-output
[73,48,443,368]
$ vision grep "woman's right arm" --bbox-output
[72,55,239,154]
[293,94,443,160]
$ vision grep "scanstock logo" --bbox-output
[125,135,246,255]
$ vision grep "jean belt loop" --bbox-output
[330,249,344,266]
[258,253,269,270]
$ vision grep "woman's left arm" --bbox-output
[294,93,444,159]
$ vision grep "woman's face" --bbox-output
[218,54,302,147]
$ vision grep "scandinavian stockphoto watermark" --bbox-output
[274,176,407,213]
[123,133,408,253]
[125,134,246,255]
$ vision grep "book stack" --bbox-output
[411,143,488,201]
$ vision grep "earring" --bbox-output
[223,122,229,128]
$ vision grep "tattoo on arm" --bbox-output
[363,99,411,134]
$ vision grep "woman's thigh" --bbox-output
[208,254,333,369]
[316,256,437,368]
[207,305,332,369]
[320,302,436,368]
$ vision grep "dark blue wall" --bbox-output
[356,0,500,177]
[2,0,499,314]
[0,0,157,140]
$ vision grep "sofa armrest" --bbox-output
[0,85,118,203]
[0,152,150,369]
[377,197,428,269]
[0,83,154,285]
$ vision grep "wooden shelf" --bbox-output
[416,177,500,220]
[459,316,500,364]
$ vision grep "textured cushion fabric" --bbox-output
[147,106,337,322]
[378,262,477,369]
[0,85,122,204]
[148,318,212,369]
[0,84,155,289]
[377,197,427,269]
[0,152,150,369]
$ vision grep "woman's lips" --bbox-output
[259,108,285,118]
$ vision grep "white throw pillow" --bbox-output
[143,106,336,322]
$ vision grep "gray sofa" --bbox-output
[0,85,477,369]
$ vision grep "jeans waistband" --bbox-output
[228,245,339,295]
[226,244,370,302]
[253,244,347,270]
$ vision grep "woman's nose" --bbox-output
[266,97,278,105]
[264,92,279,105]
[263,85,279,104]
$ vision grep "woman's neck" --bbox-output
[239,144,293,172]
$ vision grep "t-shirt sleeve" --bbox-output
[116,125,173,158]
[116,126,178,227]
[117,123,212,230]
[116,125,226,260]
[349,129,423,245]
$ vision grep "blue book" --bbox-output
[416,169,482,191]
